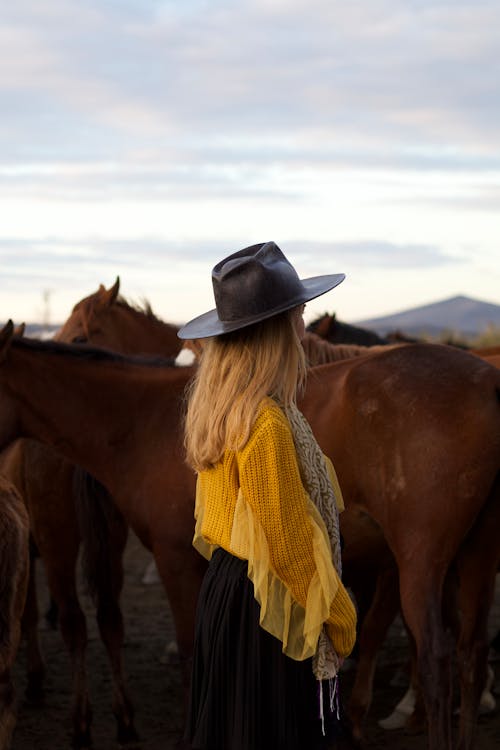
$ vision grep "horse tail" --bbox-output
[73,467,128,603]
[0,482,29,747]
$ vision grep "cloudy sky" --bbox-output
[1,0,499,328]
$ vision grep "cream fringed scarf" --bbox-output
[283,403,342,683]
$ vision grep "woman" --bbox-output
[178,241,357,750]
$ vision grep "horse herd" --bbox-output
[0,278,499,750]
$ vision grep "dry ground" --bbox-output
[11,531,500,750]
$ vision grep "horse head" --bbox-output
[307,313,335,338]
[55,278,121,344]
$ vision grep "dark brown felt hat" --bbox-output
[177,241,345,339]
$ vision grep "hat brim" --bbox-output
[177,273,345,339]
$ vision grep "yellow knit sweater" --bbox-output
[193,399,357,659]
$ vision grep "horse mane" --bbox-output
[302,332,379,365]
[302,332,406,366]
[11,336,178,368]
[72,287,179,335]
[115,295,178,330]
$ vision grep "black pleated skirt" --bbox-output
[185,548,347,750]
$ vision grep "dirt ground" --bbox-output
[11,531,500,750]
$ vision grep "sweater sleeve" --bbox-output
[238,406,356,657]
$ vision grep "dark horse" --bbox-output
[307,312,388,345]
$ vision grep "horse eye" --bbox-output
[72,336,88,344]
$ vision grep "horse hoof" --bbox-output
[479,690,496,714]
[378,708,408,730]
[378,685,416,730]
[480,666,497,714]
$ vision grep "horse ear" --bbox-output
[0,320,15,363]
[109,277,120,303]
[14,323,25,337]
[315,314,332,338]
[96,277,120,310]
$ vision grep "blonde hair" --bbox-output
[184,309,307,471]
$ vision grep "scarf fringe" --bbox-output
[318,675,341,736]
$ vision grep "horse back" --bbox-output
[300,344,500,556]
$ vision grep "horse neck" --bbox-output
[1,343,189,486]
[106,306,181,357]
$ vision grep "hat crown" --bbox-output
[176,240,345,339]
[212,241,305,323]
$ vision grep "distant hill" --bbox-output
[355,295,500,339]
[10,294,500,342]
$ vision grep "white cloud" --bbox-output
[1,0,499,328]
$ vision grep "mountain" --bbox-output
[10,294,500,342]
[354,295,500,339]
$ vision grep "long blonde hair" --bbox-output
[184,309,307,471]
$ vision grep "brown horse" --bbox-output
[302,335,418,739]
[476,352,500,369]
[0,279,183,747]
[325,341,500,744]
[55,276,182,355]
[0,474,29,750]
[299,333,500,747]
[299,346,500,750]
[0,324,201,736]
[472,345,500,358]
[0,326,499,749]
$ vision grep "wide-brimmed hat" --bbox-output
[177,241,345,339]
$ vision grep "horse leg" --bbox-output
[93,525,139,744]
[21,543,45,704]
[44,561,92,749]
[348,563,400,743]
[73,471,138,744]
[398,562,454,750]
[25,462,93,747]
[401,631,427,733]
[455,477,500,750]
[456,583,492,750]
[152,545,206,730]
